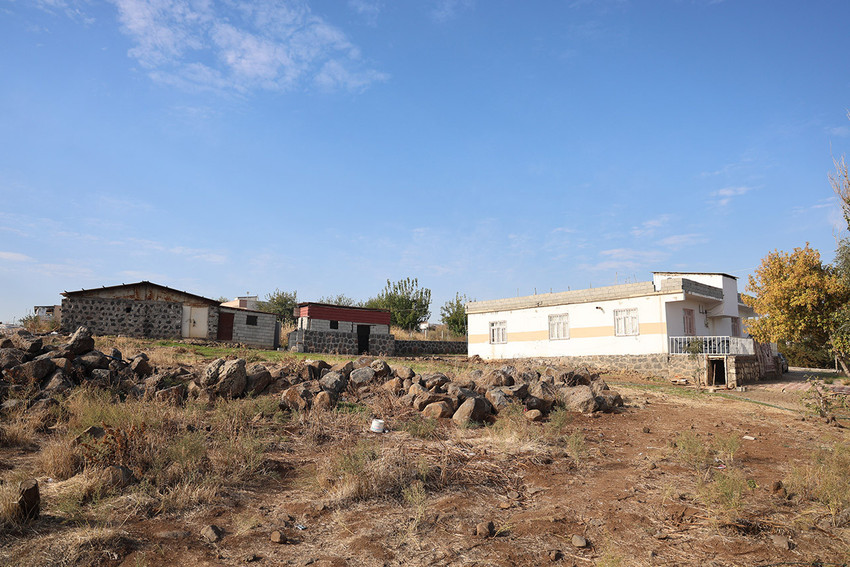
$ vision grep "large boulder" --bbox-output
[66,326,95,355]
[318,371,347,395]
[424,373,450,390]
[0,348,26,370]
[485,388,509,412]
[246,364,273,395]
[526,381,557,413]
[349,367,376,389]
[329,361,354,379]
[369,359,391,379]
[216,359,247,398]
[155,384,186,406]
[561,385,598,414]
[9,330,42,355]
[130,355,153,377]
[394,366,416,380]
[479,369,513,390]
[313,390,336,411]
[78,351,111,372]
[202,358,226,387]
[280,384,313,411]
[595,390,623,412]
[452,397,490,426]
[8,359,55,384]
[42,371,73,393]
[422,401,454,419]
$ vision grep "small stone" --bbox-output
[507,490,520,500]
[476,521,494,537]
[548,550,563,561]
[770,480,783,494]
[245,554,260,562]
[642,426,651,433]
[498,501,511,509]
[270,530,286,544]
[571,534,587,548]
[770,534,792,550]
[16,479,39,522]
[648,462,657,470]
[525,409,544,422]
[201,524,223,543]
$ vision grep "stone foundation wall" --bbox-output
[729,355,760,386]
[61,297,182,339]
[538,353,705,381]
[394,340,468,356]
[288,329,393,355]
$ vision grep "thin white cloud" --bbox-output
[828,125,850,138]
[0,251,35,262]
[658,233,707,249]
[431,0,473,22]
[630,214,670,237]
[348,0,381,19]
[599,248,667,263]
[711,185,753,207]
[100,0,386,93]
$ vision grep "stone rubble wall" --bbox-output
[540,353,705,381]
[728,355,760,387]
[61,297,182,339]
[394,340,468,356]
[288,329,361,355]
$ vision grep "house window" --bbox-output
[489,321,507,344]
[330,320,339,330]
[549,314,569,340]
[731,317,741,337]
[683,308,696,336]
[246,315,258,326]
[614,308,639,336]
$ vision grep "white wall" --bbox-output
[468,294,670,360]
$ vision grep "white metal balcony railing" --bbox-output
[669,336,755,355]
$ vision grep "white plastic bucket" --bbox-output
[370,419,385,433]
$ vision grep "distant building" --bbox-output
[466,272,777,387]
[289,303,394,355]
[220,295,260,311]
[34,305,62,323]
[60,281,278,348]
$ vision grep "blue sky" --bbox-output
[1,0,848,324]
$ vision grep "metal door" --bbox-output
[182,306,209,338]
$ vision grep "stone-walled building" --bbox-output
[60,281,278,349]
[289,303,394,355]
[466,271,779,387]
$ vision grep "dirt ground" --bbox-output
[2,366,849,567]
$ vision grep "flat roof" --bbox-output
[296,302,389,313]
[653,271,738,280]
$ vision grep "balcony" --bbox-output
[669,336,755,355]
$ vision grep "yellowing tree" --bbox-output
[744,244,850,371]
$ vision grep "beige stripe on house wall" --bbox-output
[469,322,667,344]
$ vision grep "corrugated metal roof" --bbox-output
[62,281,219,305]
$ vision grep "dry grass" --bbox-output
[786,442,850,524]
[36,437,82,480]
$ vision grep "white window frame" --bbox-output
[731,317,741,337]
[489,321,507,344]
[548,313,570,340]
[614,308,639,337]
[683,308,696,336]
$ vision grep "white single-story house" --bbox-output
[466,272,774,386]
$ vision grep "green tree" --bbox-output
[257,289,298,325]
[365,278,431,331]
[744,244,850,372]
[440,293,469,337]
[317,294,362,307]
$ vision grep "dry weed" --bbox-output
[36,437,82,480]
